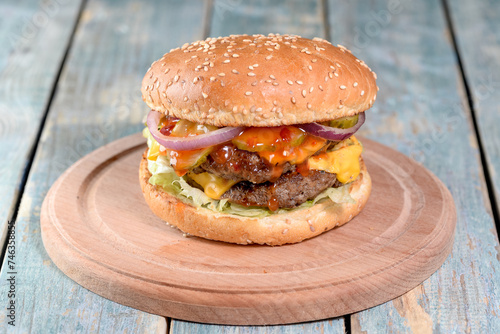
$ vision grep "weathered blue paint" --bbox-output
[0,0,206,332]
[326,0,500,332]
[0,0,82,257]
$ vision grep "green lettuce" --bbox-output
[143,128,355,218]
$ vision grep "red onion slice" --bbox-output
[297,112,365,141]
[147,110,244,151]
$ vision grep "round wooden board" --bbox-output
[41,133,456,325]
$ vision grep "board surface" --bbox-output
[41,133,456,325]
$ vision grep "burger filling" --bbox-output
[143,112,364,216]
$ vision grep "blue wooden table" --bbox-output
[1,0,500,332]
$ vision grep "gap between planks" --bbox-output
[441,0,500,237]
[0,0,89,270]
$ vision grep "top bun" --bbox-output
[142,34,378,127]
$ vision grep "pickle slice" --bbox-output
[167,119,218,175]
[171,119,218,137]
[326,114,359,129]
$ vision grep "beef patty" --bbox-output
[193,144,295,184]
[220,170,342,209]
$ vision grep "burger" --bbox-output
[140,34,377,245]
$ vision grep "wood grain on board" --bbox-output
[327,0,500,332]
[0,0,208,332]
[0,0,82,255]
[41,133,456,325]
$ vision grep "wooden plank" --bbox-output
[170,0,346,332]
[210,0,325,37]
[172,320,344,334]
[0,0,82,255]
[0,0,207,331]
[447,0,500,232]
[326,0,500,332]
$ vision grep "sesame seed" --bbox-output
[328,72,334,79]
[209,107,216,113]
[251,81,258,86]
[309,87,314,93]
[202,92,208,98]
[253,64,259,67]
[291,97,296,104]
[273,100,278,106]
[223,59,230,63]
[232,69,239,74]
[221,81,225,87]
[267,48,273,52]
[256,107,263,112]
[272,82,279,86]
[193,77,199,83]
[307,103,312,109]
[336,63,341,68]
[232,54,239,58]
[210,76,216,82]
[372,72,378,79]
[308,65,313,71]
[204,66,209,71]
[325,76,329,82]
[224,53,230,57]
[361,90,365,96]
[247,72,256,77]
[266,55,272,60]
[340,85,346,90]
[334,72,339,77]
[183,96,188,102]
[248,66,254,70]
[173,75,179,82]
[296,80,303,85]
[233,106,238,113]
[302,90,306,97]
[287,80,293,85]
[164,68,170,74]
[218,73,225,77]
[353,82,358,87]
[245,91,253,96]
[167,81,173,86]
[305,50,312,54]
[269,75,276,79]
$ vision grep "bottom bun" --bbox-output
[139,151,371,246]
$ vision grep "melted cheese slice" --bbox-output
[188,172,239,199]
[308,136,363,184]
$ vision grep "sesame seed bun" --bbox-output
[139,151,372,246]
[141,34,378,127]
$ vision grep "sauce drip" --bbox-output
[267,195,279,212]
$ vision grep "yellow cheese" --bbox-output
[147,140,161,161]
[308,136,363,184]
[188,172,239,199]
